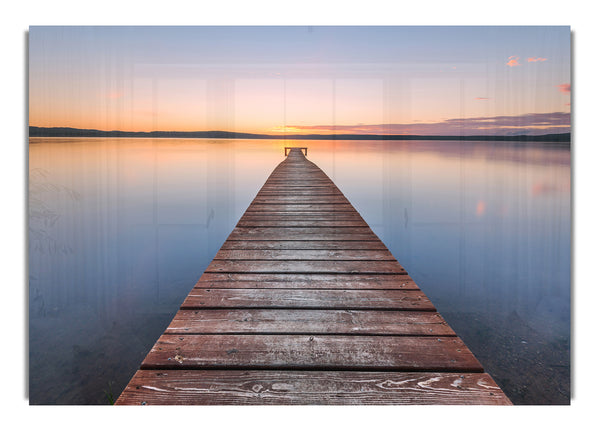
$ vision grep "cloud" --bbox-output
[527,57,548,62]
[287,112,571,136]
[474,97,490,100]
[531,180,570,196]
[556,83,571,94]
[506,56,520,67]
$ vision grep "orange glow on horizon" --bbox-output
[29,76,570,135]
[269,126,306,134]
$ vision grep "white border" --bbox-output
[3,1,597,429]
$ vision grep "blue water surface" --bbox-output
[28,138,570,404]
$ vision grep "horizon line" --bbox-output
[29,126,571,141]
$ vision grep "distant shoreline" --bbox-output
[29,126,571,143]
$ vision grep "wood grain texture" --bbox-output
[230,226,376,234]
[252,196,350,204]
[116,370,511,405]
[205,260,406,274]
[236,219,369,227]
[165,309,454,335]
[221,240,389,250]
[245,204,357,212]
[227,227,380,241]
[239,213,367,220]
[194,273,420,289]
[181,288,434,309]
[213,249,396,260]
[255,183,331,191]
[255,191,346,197]
[258,187,341,193]
[141,334,483,372]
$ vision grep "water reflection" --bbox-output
[28,138,281,404]
[29,138,570,404]
[308,140,570,404]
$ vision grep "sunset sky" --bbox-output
[29,26,571,135]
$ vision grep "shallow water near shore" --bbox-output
[28,137,570,404]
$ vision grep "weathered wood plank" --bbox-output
[266,171,328,175]
[221,240,389,250]
[265,180,331,183]
[227,227,380,241]
[253,196,348,202]
[236,219,369,227]
[214,249,396,261]
[258,186,341,192]
[252,196,350,204]
[239,212,367,220]
[194,273,420,289]
[141,334,483,372]
[245,204,357,212]
[256,190,345,196]
[116,370,511,405]
[182,288,432,309]
[165,309,452,335]
[260,181,334,185]
[231,227,376,235]
[205,260,406,274]
[259,183,336,187]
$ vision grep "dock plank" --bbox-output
[240,210,365,217]
[221,240,389,250]
[116,370,511,405]
[255,191,346,196]
[165,309,453,335]
[205,260,406,274]
[213,249,396,260]
[194,273,420,289]
[141,334,483,372]
[257,187,341,192]
[245,204,357,212]
[252,196,350,203]
[227,227,381,241]
[240,212,366,220]
[236,219,369,227]
[182,288,433,309]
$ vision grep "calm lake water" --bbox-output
[28,137,571,405]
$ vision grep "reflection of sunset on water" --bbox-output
[476,200,486,217]
[531,179,571,196]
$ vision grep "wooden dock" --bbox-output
[116,147,511,405]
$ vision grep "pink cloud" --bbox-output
[506,56,520,67]
[556,83,571,94]
[531,180,570,196]
[474,97,490,100]
[288,112,571,136]
[527,57,548,62]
